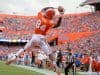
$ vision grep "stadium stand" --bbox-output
[0,11,100,72]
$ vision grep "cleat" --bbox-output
[5,53,17,65]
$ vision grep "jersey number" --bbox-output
[36,19,46,31]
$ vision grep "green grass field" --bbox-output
[0,61,44,75]
[0,61,86,75]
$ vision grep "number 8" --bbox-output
[36,19,41,28]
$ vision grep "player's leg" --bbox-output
[5,34,36,65]
[40,39,52,55]
[39,36,61,75]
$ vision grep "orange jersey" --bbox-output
[35,12,54,35]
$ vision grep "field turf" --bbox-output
[0,61,88,75]
[0,61,44,75]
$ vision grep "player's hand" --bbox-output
[58,6,65,15]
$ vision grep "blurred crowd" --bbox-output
[0,11,100,73]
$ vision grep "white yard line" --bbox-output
[13,65,63,75]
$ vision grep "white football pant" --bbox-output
[15,34,52,57]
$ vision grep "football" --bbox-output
[58,6,65,12]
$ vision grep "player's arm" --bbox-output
[53,6,65,28]
[41,7,55,12]
[52,16,62,28]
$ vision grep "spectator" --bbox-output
[56,49,62,68]
[31,51,36,67]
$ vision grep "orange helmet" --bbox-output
[44,9,55,19]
